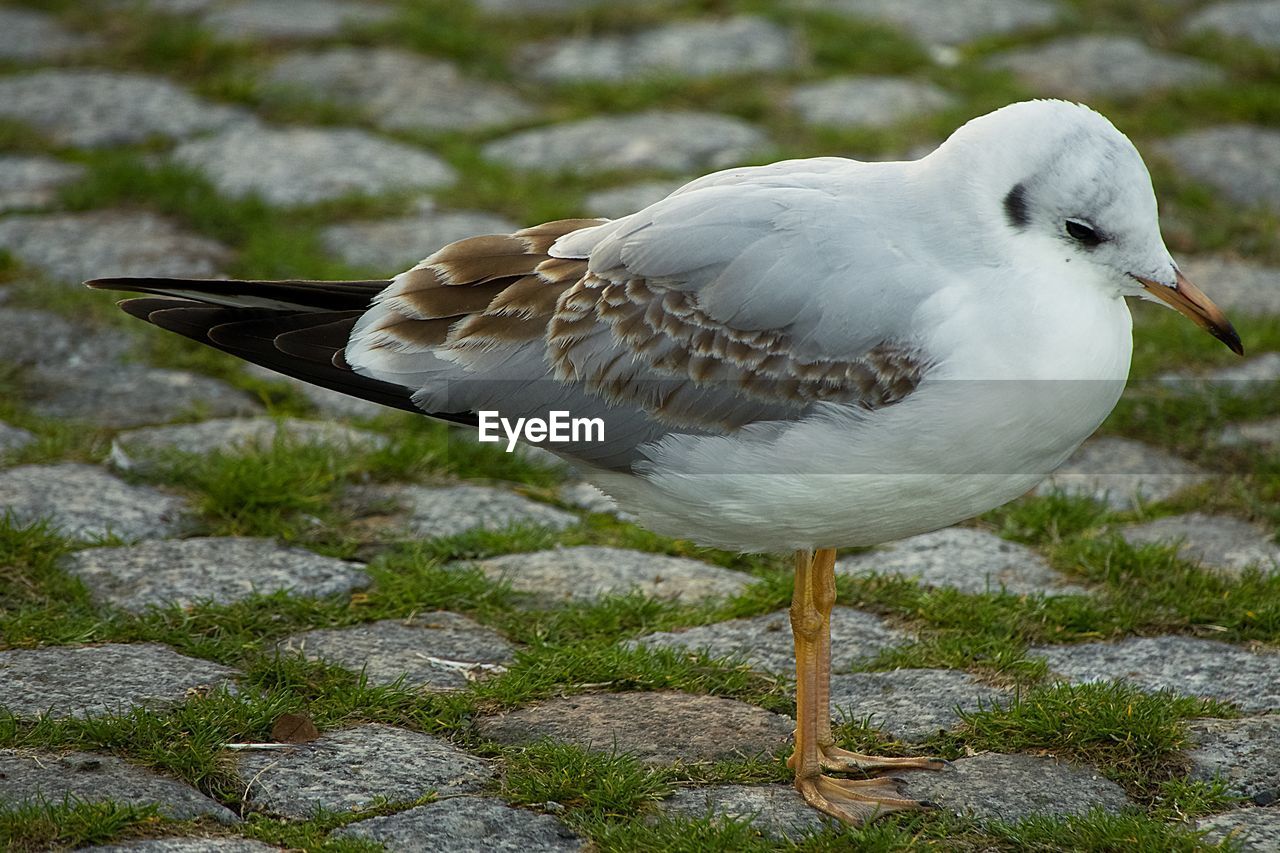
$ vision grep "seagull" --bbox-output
[87,99,1242,824]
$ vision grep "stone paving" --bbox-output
[172,124,456,206]
[335,796,586,851]
[277,611,513,689]
[461,546,752,603]
[1120,512,1280,575]
[235,724,492,819]
[265,47,535,134]
[0,643,239,719]
[517,17,800,83]
[0,749,240,824]
[0,210,232,284]
[477,691,794,765]
[1035,436,1211,509]
[835,527,1085,597]
[0,0,1276,848]
[62,537,370,612]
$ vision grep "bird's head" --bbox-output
[940,99,1242,355]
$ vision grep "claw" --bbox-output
[795,773,929,825]
[818,744,949,774]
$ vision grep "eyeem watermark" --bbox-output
[477,410,605,452]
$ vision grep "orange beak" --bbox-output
[1133,269,1244,356]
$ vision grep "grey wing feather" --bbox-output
[345,165,933,471]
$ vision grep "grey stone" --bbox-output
[1188,716,1280,804]
[475,0,659,12]
[83,841,280,853]
[0,70,247,148]
[482,112,767,175]
[320,206,519,274]
[987,35,1223,99]
[29,364,260,429]
[0,155,85,213]
[836,527,1083,597]
[0,421,35,456]
[790,76,955,129]
[1159,126,1280,210]
[266,47,535,134]
[828,669,1012,741]
[0,308,131,369]
[388,483,578,539]
[0,211,232,286]
[1187,1,1280,49]
[1033,635,1280,712]
[0,8,97,61]
[277,611,513,690]
[631,607,911,676]
[657,785,829,839]
[1036,436,1210,509]
[204,0,394,40]
[802,0,1062,45]
[336,796,586,851]
[1218,417,1280,449]
[463,546,750,603]
[1197,806,1280,851]
[110,416,388,473]
[0,749,237,824]
[235,724,491,819]
[583,180,683,219]
[519,17,798,83]
[0,643,238,719]
[907,753,1128,822]
[0,464,192,541]
[172,125,455,207]
[62,537,369,613]
[1180,256,1280,316]
[476,691,793,766]
[1120,513,1280,575]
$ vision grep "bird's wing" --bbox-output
[346,163,936,470]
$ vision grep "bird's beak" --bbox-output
[1133,269,1244,356]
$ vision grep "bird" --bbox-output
[87,99,1242,825]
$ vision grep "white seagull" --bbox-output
[88,99,1242,824]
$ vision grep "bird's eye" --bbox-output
[1065,219,1103,247]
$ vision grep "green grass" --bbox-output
[0,798,166,853]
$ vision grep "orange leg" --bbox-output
[787,548,943,824]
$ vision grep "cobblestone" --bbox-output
[477,691,793,765]
[62,537,369,613]
[235,724,492,819]
[462,546,751,603]
[172,125,456,206]
[0,643,239,719]
[790,77,955,129]
[1120,512,1280,575]
[266,47,535,133]
[1159,126,1280,210]
[1035,436,1210,509]
[519,17,798,83]
[482,112,767,174]
[337,796,586,851]
[836,527,1084,596]
[0,463,192,541]
[277,611,513,690]
[0,70,247,147]
[0,155,85,213]
[0,211,232,285]
[987,35,1224,99]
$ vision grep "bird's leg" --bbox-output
[811,547,948,775]
[787,548,929,824]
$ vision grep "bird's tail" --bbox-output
[85,276,429,416]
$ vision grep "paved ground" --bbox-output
[1,0,1278,850]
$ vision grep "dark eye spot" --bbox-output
[1003,182,1030,228]
[1065,219,1104,247]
